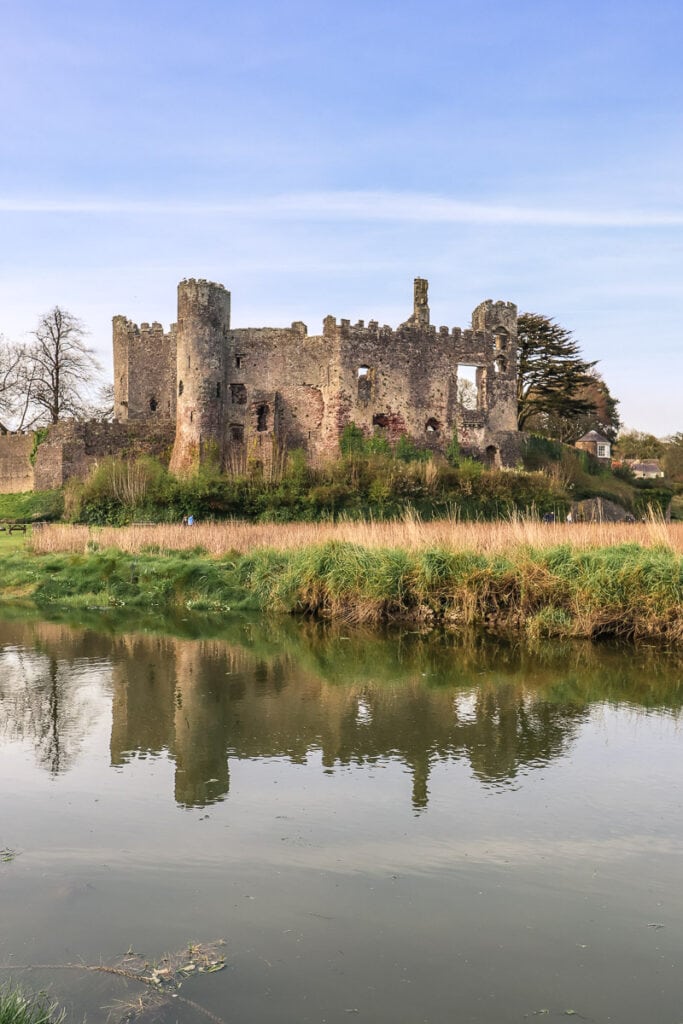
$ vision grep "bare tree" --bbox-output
[26,306,102,424]
[0,335,24,432]
[80,382,115,422]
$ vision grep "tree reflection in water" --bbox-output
[0,625,106,774]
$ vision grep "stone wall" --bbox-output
[0,434,35,493]
[113,316,177,423]
[157,278,523,473]
[33,420,175,490]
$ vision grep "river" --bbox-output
[0,608,682,1023]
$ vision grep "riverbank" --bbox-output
[3,524,683,642]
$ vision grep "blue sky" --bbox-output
[1,0,682,433]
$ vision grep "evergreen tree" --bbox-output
[517,313,598,432]
[525,372,620,443]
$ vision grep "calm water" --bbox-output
[0,609,682,1024]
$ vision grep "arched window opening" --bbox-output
[486,445,500,468]
[257,404,270,432]
[494,328,509,351]
[425,417,440,434]
[149,396,158,412]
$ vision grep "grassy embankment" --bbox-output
[1,518,682,643]
[0,490,63,523]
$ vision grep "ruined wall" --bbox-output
[108,276,524,481]
[113,316,176,422]
[221,322,333,470]
[193,286,521,472]
[0,434,35,493]
[318,293,520,466]
[33,420,175,490]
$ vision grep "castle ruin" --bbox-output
[0,277,521,494]
[114,277,520,473]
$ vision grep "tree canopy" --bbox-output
[517,313,600,436]
[523,371,621,443]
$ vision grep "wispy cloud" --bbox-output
[2,191,683,227]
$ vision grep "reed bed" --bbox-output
[12,516,683,643]
[29,515,683,557]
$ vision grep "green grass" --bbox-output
[0,491,63,523]
[0,984,64,1024]
[2,541,682,643]
[0,530,30,552]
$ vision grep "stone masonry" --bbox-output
[0,277,521,495]
[115,277,521,473]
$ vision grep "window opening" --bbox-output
[149,397,158,412]
[178,380,184,396]
[494,328,509,351]
[357,365,372,403]
[235,355,243,369]
[425,417,440,433]
[485,445,499,468]
[230,383,247,405]
[457,366,479,410]
[372,413,389,429]
[597,443,609,458]
[494,355,507,374]
[216,381,221,398]
[230,424,244,443]
[256,404,270,432]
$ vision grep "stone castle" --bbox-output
[0,278,521,493]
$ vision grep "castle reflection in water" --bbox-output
[1,615,680,810]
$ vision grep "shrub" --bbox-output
[339,422,366,456]
[446,428,460,467]
[395,433,429,463]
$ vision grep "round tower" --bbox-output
[170,279,231,475]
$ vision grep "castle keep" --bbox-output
[114,277,520,473]
[0,277,521,493]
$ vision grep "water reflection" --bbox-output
[1,612,681,810]
[0,622,106,773]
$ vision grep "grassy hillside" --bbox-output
[0,490,63,522]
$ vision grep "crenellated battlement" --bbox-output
[320,315,489,349]
[113,316,175,342]
[180,277,230,292]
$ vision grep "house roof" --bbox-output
[576,430,610,444]
[629,460,663,473]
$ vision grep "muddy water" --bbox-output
[0,610,682,1023]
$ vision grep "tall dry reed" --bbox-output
[29,514,683,558]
